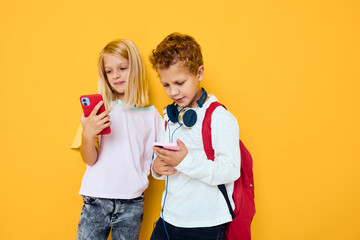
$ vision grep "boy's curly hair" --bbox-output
[149,32,203,75]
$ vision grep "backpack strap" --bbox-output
[202,102,226,160]
[202,101,235,220]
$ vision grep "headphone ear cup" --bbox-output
[180,109,197,128]
[167,104,179,123]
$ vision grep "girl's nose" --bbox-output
[112,70,120,79]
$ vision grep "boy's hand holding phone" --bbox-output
[153,139,188,170]
[81,101,111,139]
[152,157,177,176]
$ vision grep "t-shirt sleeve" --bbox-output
[151,108,167,180]
[70,123,99,150]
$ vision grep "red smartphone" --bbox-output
[80,94,111,135]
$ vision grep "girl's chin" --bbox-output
[113,87,125,94]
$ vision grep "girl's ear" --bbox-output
[197,65,204,82]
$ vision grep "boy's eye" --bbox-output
[176,82,184,85]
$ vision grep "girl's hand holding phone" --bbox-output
[81,101,111,139]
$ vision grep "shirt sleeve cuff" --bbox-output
[151,164,166,180]
[175,153,193,172]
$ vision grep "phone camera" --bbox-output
[81,97,91,107]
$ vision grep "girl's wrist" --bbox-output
[82,131,96,141]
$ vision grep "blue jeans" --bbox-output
[77,195,144,240]
[150,218,227,240]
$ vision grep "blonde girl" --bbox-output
[76,39,162,240]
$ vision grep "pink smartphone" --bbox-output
[153,142,180,151]
[80,94,111,135]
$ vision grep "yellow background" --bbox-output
[1,0,359,239]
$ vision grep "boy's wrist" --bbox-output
[172,156,185,167]
[174,153,190,171]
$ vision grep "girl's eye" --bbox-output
[163,84,169,87]
[106,70,112,74]
[177,82,184,85]
[120,67,127,71]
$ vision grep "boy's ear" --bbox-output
[197,65,204,82]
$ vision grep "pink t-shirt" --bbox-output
[79,101,162,199]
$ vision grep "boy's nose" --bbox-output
[170,87,179,96]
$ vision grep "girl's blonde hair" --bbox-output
[98,39,149,110]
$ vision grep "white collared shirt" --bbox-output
[152,95,241,227]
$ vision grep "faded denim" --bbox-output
[77,195,144,240]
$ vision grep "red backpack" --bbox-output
[202,102,255,240]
